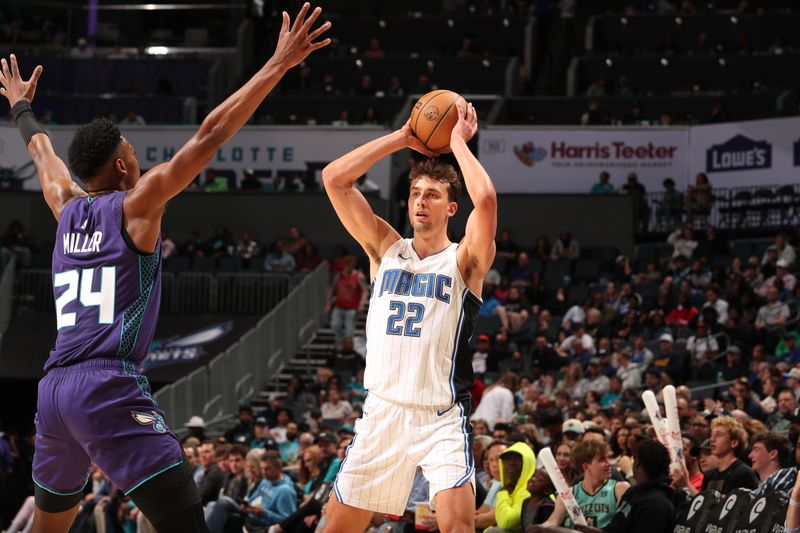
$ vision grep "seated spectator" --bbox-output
[206,225,234,257]
[497,287,531,331]
[285,226,307,256]
[550,228,580,260]
[731,377,767,422]
[590,172,614,194]
[657,178,684,228]
[755,286,790,351]
[224,406,254,445]
[1,220,32,268]
[235,230,260,268]
[616,351,642,391]
[540,440,630,529]
[487,442,536,533]
[572,440,675,533]
[757,258,796,298]
[206,450,296,532]
[702,287,729,324]
[667,226,698,259]
[264,239,296,272]
[509,252,537,287]
[295,243,322,272]
[521,468,557,529]
[320,387,353,427]
[473,372,519,430]
[763,233,795,267]
[250,417,278,450]
[685,172,713,223]
[749,432,796,497]
[700,416,758,494]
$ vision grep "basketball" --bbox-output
[409,89,465,153]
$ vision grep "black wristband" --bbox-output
[10,100,47,145]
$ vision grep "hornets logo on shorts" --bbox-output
[131,411,167,433]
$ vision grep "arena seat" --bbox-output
[732,491,788,533]
[695,488,753,533]
[672,490,722,533]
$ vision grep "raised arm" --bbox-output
[0,55,84,220]
[322,122,434,270]
[125,3,330,218]
[453,102,497,296]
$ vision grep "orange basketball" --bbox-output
[409,90,465,153]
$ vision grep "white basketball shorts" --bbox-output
[332,392,475,515]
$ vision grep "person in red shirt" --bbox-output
[325,255,368,349]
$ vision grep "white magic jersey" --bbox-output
[364,238,482,407]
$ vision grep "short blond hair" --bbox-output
[711,415,748,454]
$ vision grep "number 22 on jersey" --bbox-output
[53,267,116,329]
[386,300,425,337]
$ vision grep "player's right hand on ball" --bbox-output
[270,3,332,70]
[399,118,439,158]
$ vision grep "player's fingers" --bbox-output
[30,65,43,85]
[301,6,322,35]
[280,11,290,34]
[1,58,10,81]
[0,88,6,97]
[10,54,20,78]
[292,2,311,33]
[308,38,331,51]
[307,20,331,42]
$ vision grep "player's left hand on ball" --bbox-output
[450,100,478,145]
[0,54,43,106]
[400,118,439,158]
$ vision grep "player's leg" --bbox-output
[320,498,374,533]
[32,480,82,533]
[31,372,93,533]
[127,460,208,532]
[419,400,476,533]
[434,484,475,533]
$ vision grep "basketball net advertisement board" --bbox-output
[0,124,392,196]
[478,126,690,193]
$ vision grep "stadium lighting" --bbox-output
[605,58,614,67]
[660,57,669,67]
[674,17,683,25]
[146,46,168,55]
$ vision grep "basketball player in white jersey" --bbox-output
[321,102,496,533]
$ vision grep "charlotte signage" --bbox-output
[705,134,771,173]
[0,125,392,197]
[688,116,800,188]
[479,127,689,193]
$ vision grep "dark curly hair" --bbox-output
[67,118,122,182]
[408,159,462,202]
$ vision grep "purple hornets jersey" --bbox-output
[47,191,161,372]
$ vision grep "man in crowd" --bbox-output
[749,432,797,497]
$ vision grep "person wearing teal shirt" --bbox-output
[590,172,614,194]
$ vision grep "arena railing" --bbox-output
[153,261,329,435]
[640,183,800,234]
[0,257,15,339]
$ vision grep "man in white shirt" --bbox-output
[703,287,729,324]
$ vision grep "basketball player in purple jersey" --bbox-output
[0,5,329,531]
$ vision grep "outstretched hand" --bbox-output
[271,2,332,71]
[399,118,438,158]
[0,54,43,107]
[450,99,477,145]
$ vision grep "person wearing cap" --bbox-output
[540,440,629,530]
[472,334,492,376]
[780,334,800,364]
[658,333,688,383]
[251,417,278,451]
[485,442,536,533]
[184,415,207,443]
[758,258,797,298]
[763,233,796,268]
[562,419,585,442]
[224,405,255,445]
